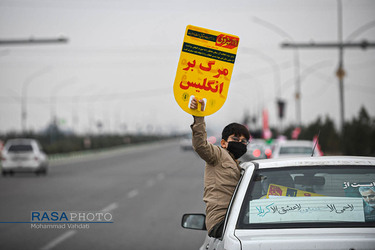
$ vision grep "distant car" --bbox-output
[272,140,322,158]
[240,139,272,161]
[182,156,375,250]
[1,138,48,176]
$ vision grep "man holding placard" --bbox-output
[190,97,250,238]
[174,25,245,238]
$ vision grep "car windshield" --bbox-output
[279,146,312,155]
[237,166,375,229]
[8,144,33,153]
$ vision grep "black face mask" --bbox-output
[227,141,247,159]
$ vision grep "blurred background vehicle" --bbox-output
[271,140,322,158]
[240,139,273,161]
[1,138,48,176]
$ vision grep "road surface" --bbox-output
[0,140,207,250]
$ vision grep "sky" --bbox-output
[0,0,374,136]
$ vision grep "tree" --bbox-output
[342,106,374,156]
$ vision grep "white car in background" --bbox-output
[272,140,322,158]
[1,138,48,176]
[182,156,375,250]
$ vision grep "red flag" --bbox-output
[291,127,301,139]
[262,109,272,139]
[313,135,324,156]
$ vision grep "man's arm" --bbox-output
[190,98,219,165]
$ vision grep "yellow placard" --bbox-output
[267,184,325,198]
[173,25,239,116]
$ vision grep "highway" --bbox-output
[0,140,207,250]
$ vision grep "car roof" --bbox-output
[241,156,375,170]
[6,138,37,143]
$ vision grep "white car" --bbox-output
[272,140,322,158]
[1,138,48,176]
[182,156,375,250]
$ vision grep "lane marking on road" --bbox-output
[40,230,77,250]
[101,202,119,213]
[146,172,165,188]
[127,189,139,199]
[39,202,118,250]
[40,172,166,249]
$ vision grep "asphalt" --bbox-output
[0,140,207,250]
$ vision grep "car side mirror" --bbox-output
[181,214,206,230]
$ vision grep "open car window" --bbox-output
[237,166,375,229]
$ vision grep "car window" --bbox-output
[279,146,312,155]
[237,166,375,229]
[7,144,33,153]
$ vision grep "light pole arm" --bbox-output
[0,37,68,46]
[281,41,375,49]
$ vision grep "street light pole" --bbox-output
[21,66,53,133]
[49,77,77,143]
[253,17,302,126]
[0,37,68,46]
[50,77,77,124]
[241,47,284,130]
[281,0,375,133]
[281,40,375,131]
[337,0,345,133]
[241,47,282,99]
[294,49,301,126]
[2,35,69,133]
